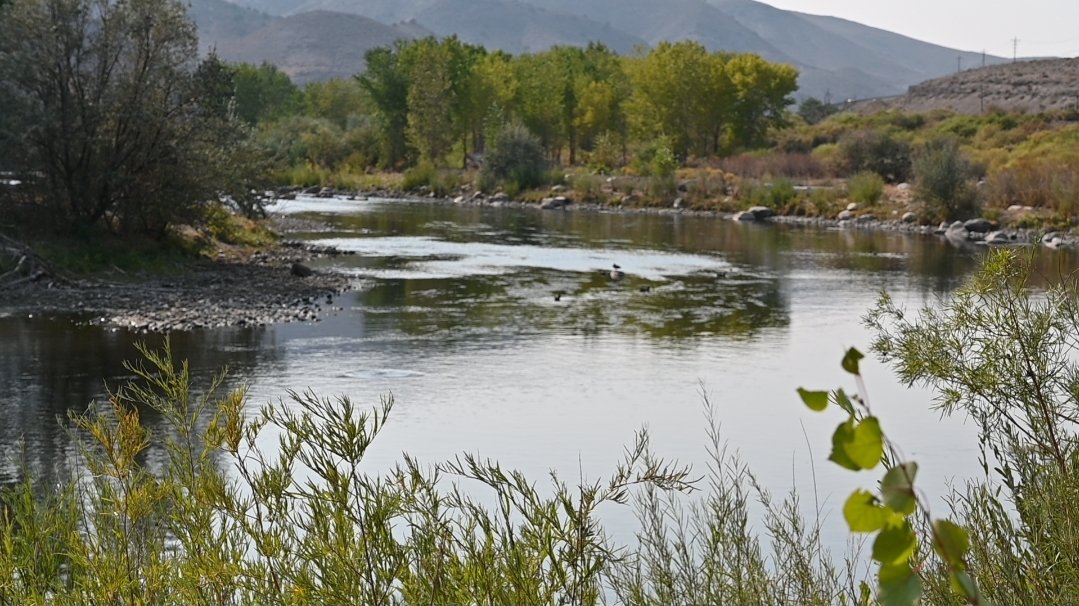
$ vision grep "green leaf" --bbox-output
[933,519,970,566]
[878,561,923,606]
[881,462,918,515]
[833,389,856,416]
[798,388,829,412]
[843,489,894,532]
[829,419,860,471]
[872,521,917,565]
[950,570,980,601]
[842,347,865,375]
[848,417,884,469]
[830,417,884,471]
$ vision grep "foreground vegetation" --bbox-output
[2,250,1076,605]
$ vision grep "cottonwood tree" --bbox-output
[0,0,259,234]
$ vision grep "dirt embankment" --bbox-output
[850,58,1079,115]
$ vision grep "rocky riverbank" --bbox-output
[435,189,1079,250]
[0,239,356,333]
[6,189,1074,334]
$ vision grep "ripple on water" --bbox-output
[341,368,426,380]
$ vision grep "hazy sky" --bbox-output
[760,0,1079,59]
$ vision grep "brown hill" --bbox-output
[852,58,1079,114]
[213,10,424,83]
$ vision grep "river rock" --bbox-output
[1043,232,1067,249]
[984,231,1016,245]
[963,218,997,233]
[846,202,858,211]
[540,196,570,210]
[490,192,510,203]
[901,211,917,223]
[290,262,314,277]
[837,209,855,221]
[735,206,775,221]
[550,184,566,193]
[945,221,970,243]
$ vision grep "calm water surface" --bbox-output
[4,197,1076,549]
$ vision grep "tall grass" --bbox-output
[0,344,860,606]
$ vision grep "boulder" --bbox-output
[735,206,775,221]
[984,231,1016,245]
[945,221,969,243]
[963,218,997,233]
[846,202,858,211]
[490,192,510,202]
[539,196,570,210]
[290,263,314,278]
[550,184,566,193]
[837,209,855,221]
[901,211,918,223]
[1043,232,1066,249]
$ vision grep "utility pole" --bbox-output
[982,50,986,67]
[957,55,962,72]
[1012,37,1020,62]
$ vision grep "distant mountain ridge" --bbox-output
[190,0,1011,98]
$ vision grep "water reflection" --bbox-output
[0,318,284,486]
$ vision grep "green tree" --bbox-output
[912,136,979,221]
[513,50,568,160]
[0,0,259,233]
[726,54,798,149]
[357,44,411,168]
[302,78,367,129]
[798,96,837,125]
[233,62,301,125]
[625,41,734,159]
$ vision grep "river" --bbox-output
[3,197,1073,553]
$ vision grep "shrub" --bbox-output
[912,136,979,221]
[985,156,1079,216]
[401,161,437,192]
[846,171,885,205]
[480,125,549,192]
[837,129,912,183]
[587,132,623,173]
[739,178,797,210]
[868,250,1079,605]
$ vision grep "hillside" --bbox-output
[412,0,646,55]
[851,58,1079,114]
[198,0,1010,99]
[212,11,424,83]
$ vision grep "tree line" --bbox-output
[246,37,798,171]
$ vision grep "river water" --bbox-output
[3,197,1075,551]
